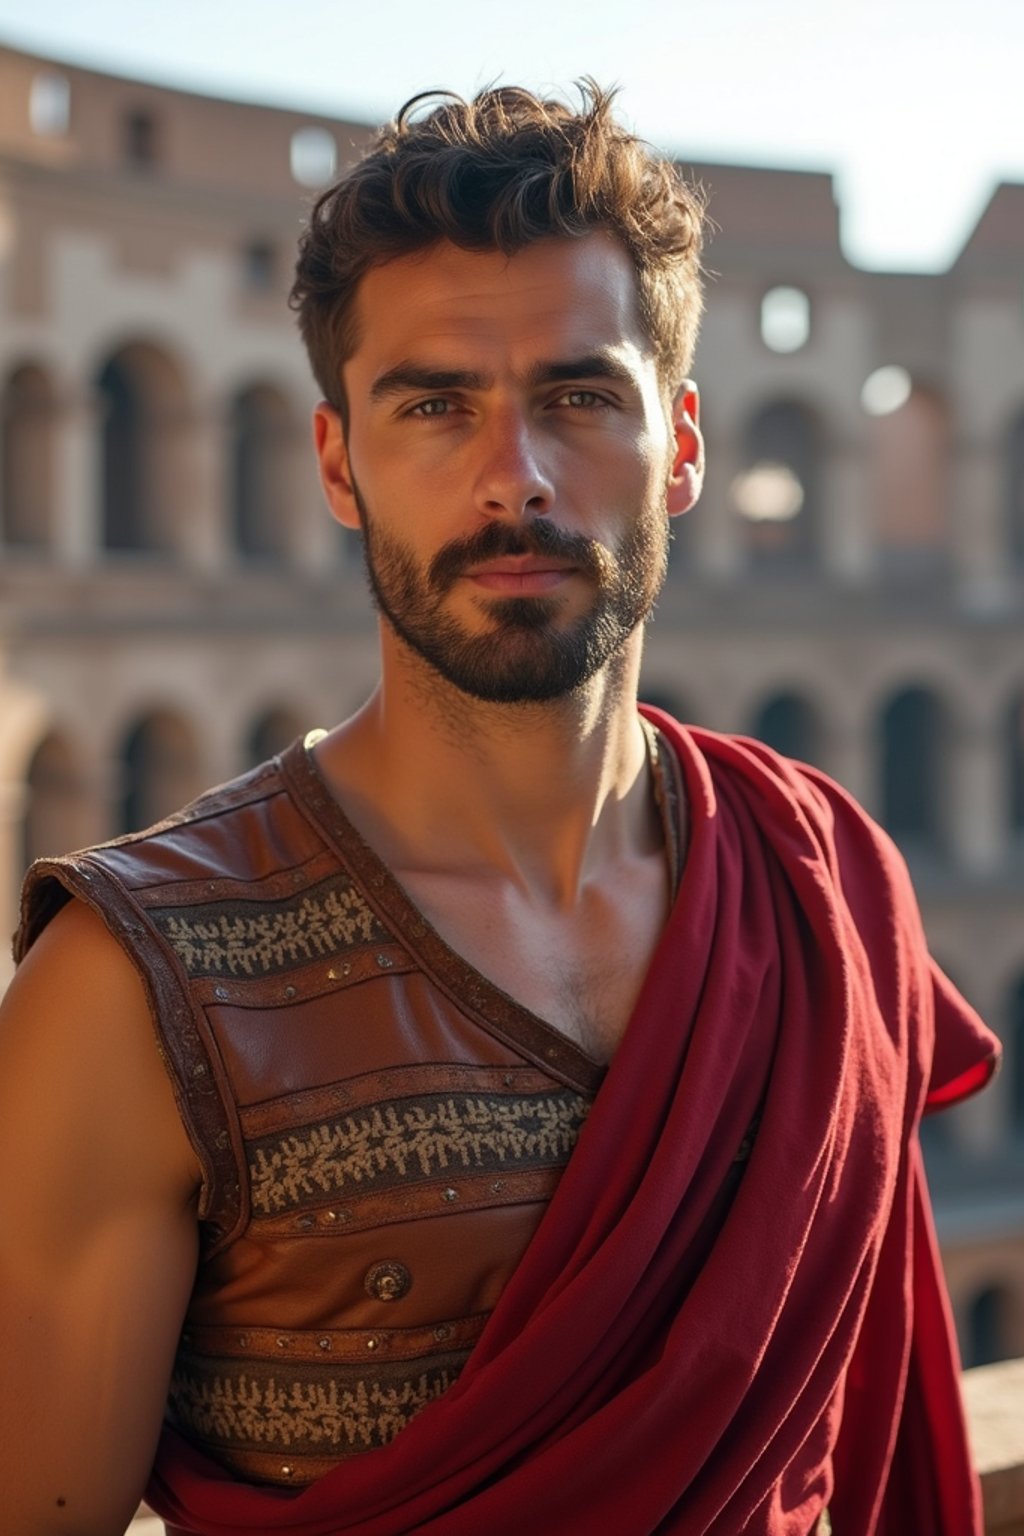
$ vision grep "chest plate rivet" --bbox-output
[365,1260,412,1302]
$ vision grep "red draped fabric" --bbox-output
[147,717,999,1536]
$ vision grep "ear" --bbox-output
[667,380,704,518]
[313,402,361,531]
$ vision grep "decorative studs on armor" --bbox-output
[364,1260,412,1302]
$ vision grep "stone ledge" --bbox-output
[964,1358,1024,1535]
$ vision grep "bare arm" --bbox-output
[0,899,202,1536]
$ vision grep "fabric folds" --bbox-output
[147,716,999,1536]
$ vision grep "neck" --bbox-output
[314,628,658,907]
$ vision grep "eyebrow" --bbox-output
[368,350,638,403]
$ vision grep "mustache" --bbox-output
[429,520,610,593]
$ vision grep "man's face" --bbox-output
[315,233,701,704]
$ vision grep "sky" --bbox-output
[0,0,1021,272]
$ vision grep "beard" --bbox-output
[353,480,670,704]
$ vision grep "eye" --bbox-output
[558,389,609,409]
[408,397,451,418]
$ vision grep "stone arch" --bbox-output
[94,341,189,552]
[229,382,294,561]
[1,361,57,548]
[964,1282,1014,1368]
[245,705,308,767]
[118,709,202,836]
[747,690,821,766]
[733,399,822,570]
[878,684,949,856]
[867,381,949,577]
[1009,971,1024,1144]
[20,731,92,870]
[1005,686,1024,840]
[1005,407,1024,565]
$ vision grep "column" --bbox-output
[947,705,1003,876]
[821,429,873,585]
[52,388,102,565]
[169,402,231,573]
[950,431,1009,611]
[820,707,874,811]
[691,429,743,582]
[285,427,339,577]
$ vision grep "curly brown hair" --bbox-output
[290,81,707,412]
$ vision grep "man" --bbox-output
[0,84,999,1536]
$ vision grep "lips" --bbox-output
[463,556,577,593]
[429,524,605,593]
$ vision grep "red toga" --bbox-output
[146,716,999,1535]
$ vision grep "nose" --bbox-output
[472,410,555,522]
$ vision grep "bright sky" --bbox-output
[0,0,1020,272]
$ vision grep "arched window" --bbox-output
[21,733,89,871]
[230,384,292,560]
[1010,972,1024,1143]
[290,127,337,187]
[119,712,201,835]
[246,707,307,767]
[242,240,277,293]
[879,686,946,854]
[1,363,56,548]
[760,286,811,354]
[750,692,819,765]
[29,72,71,137]
[1006,410,1024,566]
[124,108,158,169]
[733,401,820,570]
[95,343,186,553]
[865,373,948,577]
[965,1284,1012,1368]
[1006,689,1024,840]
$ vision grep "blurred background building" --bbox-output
[1,41,1022,1372]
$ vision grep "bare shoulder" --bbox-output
[0,898,202,1533]
[0,894,201,1232]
